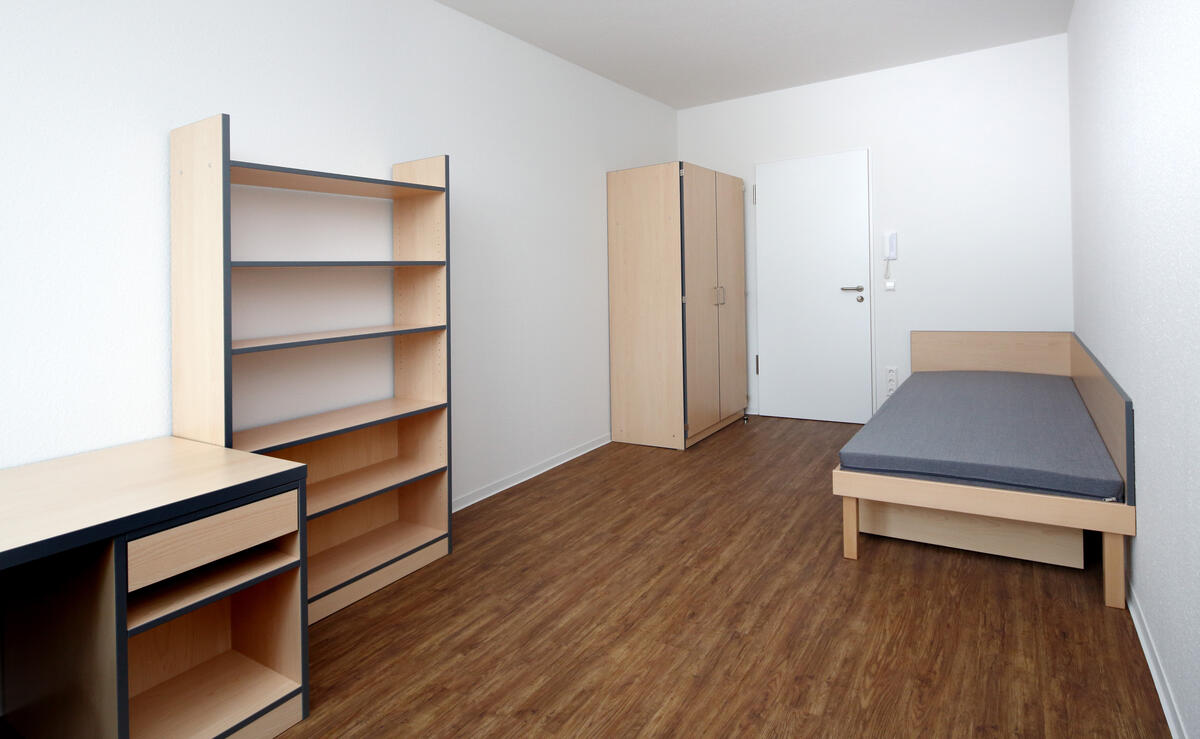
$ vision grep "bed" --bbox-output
[832,331,1136,608]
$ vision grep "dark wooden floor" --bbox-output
[285,417,1167,737]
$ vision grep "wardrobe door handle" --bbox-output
[713,286,726,305]
[841,285,864,292]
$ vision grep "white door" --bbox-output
[755,150,871,423]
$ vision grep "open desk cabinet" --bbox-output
[170,114,451,623]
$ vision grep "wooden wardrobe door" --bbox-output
[682,163,721,436]
[607,163,686,448]
[716,172,748,417]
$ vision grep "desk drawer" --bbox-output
[127,490,298,591]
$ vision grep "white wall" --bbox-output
[1069,3,1200,735]
[677,36,1074,412]
[0,0,677,507]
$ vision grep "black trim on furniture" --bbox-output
[444,155,454,553]
[308,466,448,520]
[245,401,448,455]
[0,469,306,571]
[115,538,130,739]
[222,114,234,449]
[231,260,445,268]
[297,479,309,717]
[229,161,445,194]
[307,533,448,602]
[231,324,446,355]
[213,687,303,739]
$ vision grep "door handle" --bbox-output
[713,286,726,305]
[840,285,864,292]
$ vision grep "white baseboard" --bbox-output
[451,433,611,512]
[1129,585,1186,738]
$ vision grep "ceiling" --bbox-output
[435,0,1073,108]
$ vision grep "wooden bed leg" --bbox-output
[842,497,859,560]
[1103,532,1126,609]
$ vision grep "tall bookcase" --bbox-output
[170,114,451,623]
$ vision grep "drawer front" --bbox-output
[127,490,298,591]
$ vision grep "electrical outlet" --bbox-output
[886,366,898,396]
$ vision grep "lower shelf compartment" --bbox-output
[129,650,299,738]
[126,569,303,738]
[308,521,445,599]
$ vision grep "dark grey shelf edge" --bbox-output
[231,261,446,268]
[307,466,449,521]
[247,401,449,455]
[231,324,446,355]
[307,533,449,602]
[229,160,445,193]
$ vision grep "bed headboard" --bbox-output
[910,331,1135,504]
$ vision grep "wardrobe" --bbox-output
[607,161,748,450]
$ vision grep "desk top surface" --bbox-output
[0,436,305,569]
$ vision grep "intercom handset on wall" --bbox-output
[884,232,898,289]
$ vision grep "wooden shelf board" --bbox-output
[232,397,447,454]
[309,458,448,518]
[231,323,445,354]
[308,521,445,598]
[129,650,299,739]
[230,161,443,199]
[127,547,298,633]
[231,260,445,268]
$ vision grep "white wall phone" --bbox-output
[884,231,898,289]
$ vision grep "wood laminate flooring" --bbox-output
[285,417,1168,737]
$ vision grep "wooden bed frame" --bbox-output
[833,331,1136,608]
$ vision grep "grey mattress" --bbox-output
[839,371,1124,501]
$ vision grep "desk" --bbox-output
[0,437,307,738]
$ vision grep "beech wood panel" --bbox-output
[128,599,232,697]
[682,410,743,449]
[129,651,298,738]
[607,163,685,449]
[1070,336,1132,488]
[682,162,721,436]
[833,466,1135,535]
[393,265,446,328]
[230,695,304,739]
[230,163,438,199]
[392,156,447,189]
[910,331,1073,375]
[715,171,748,418]
[232,397,445,453]
[307,538,448,623]
[127,491,298,591]
[170,114,228,446]
[126,547,298,631]
[283,418,1166,737]
[859,500,1084,568]
[231,322,444,353]
[392,192,446,261]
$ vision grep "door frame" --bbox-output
[751,147,877,419]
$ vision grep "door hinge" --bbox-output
[755,355,759,375]
[679,166,684,177]
[752,184,756,205]
[681,295,687,304]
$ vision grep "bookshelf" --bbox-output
[170,113,451,624]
